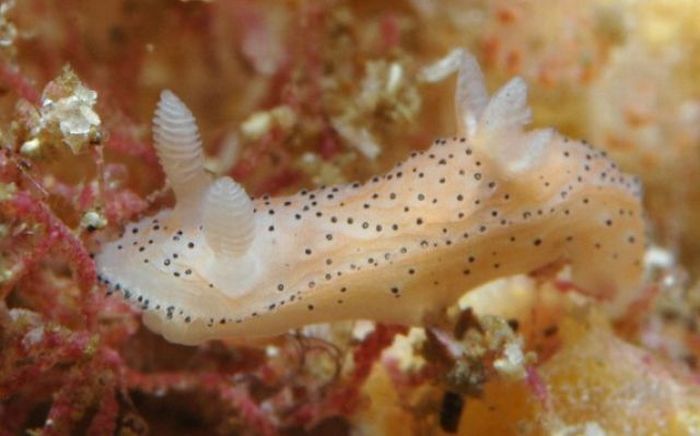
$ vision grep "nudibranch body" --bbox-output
[96,50,645,345]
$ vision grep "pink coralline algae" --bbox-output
[1,125,405,431]
[0,4,414,431]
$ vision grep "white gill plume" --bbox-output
[478,77,531,137]
[421,49,548,175]
[153,90,210,201]
[420,48,488,138]
[202,176,256,258]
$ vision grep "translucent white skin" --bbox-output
[96,52,645,345]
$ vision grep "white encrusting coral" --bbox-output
[96,51,645,345]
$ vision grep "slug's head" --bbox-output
[96,91,262,345]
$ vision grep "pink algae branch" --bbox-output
[126,369,278,435]
[525,365,549,408]
[0,315,124,435]
[290,324,408,427]
[347,325,409,388]
[221,385,278,436]
[41,348,122,436]
[0,329,92,399]
[0,264,128,433]
[230,127,303,195]
[105,128,160,168]
[0,190,96,297]
[0,60,41,105]
[85,382,119,436]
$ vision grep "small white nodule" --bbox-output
[203,176,255,258]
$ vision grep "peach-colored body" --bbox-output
[96,51,645,345]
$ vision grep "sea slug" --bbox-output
[95,50,645,345]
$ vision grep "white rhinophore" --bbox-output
[203,176,256,258]
[153,90,210,204]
